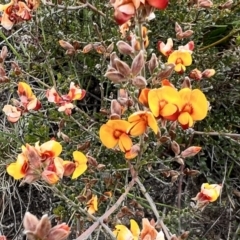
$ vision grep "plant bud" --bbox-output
[81,43,93,53]
[104,71,126,83]
[219,0,233,9]
[109,52,119,68]
[59,40,74,51]
[182,30,194,38]
[116,40,134,55]
[175,22,182,34]
[106,42,114,53]
[174,156,184,165]
[181,146,202,158]
[202,69,216,78]
[111,99,122,116]
[181,77,192,89]
[114,59,131,77]
[132,76,147,89]
[148,53,158,74]
[189,68,202,81]
[125,144,140,159]
[171,141,180,155]
[198,0,213,8]
[131,50,145,76]
[0,46,8,63]
[155,63,175,82]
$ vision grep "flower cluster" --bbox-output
[23,212,70,240]
[113,218,165,240]
[0,0,40,30]
[46,82,86,115]
[6,140,88,184]
[192,183,222,211]
[110,0,168,25]
[158,38,194,73]
[3,82,41,123]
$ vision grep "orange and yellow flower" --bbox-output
[99,120,133,152]
[2,105,21,123]
[128,111,158,136]
[158,38,173,56]
[7,153,29,179]
[113,219,165,240]
[87,195,98,214]
[113,219,140,240]
[192,183,222,211]
[178,88,208,129]
[168,50,192,73]
[148,86,181,121]
[18,82,41,111]
[138,88,150,108]
[35,140,62,159]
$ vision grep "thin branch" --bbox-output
[43,2,88,10]
[194,131,240,138]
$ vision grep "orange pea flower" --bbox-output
[87,195,98,214]
[46,82,86,115]
[192,183,222,211]
[128,111,158,136]
[0,0,39,30]
[178,88,208,129]
[168,50,192,73]
[113,219,140,240]
[111,0,168,25]
[148,86,181,121]
[158,38,173,56]
[7,153,29,180]
[113,219,165,240]
[2,104,21,123]
[99,120,133,152]
[18,82,41,111]
[35,140,62,159]
[41,170,60,185]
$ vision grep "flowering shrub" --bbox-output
[1,0,239,239]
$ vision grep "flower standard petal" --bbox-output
[40,140,62,158]
[18,82,35,99]
[190,89,208,120]
[72,151,87,179]
[148,89,161,117]
[99,123,118,149]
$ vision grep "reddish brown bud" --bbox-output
[189,68,202,81]
[148,53,158,74]
[132,76,147,89]
[131,50,145,76]
[114,59,131,77]
[181,77,192,89]
[104,71,126,83]
[116,40,134,55]
[171,141,180,155]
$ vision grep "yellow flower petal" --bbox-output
[160,103,178,119]
[7,162,25,179]
[40,140,62,158]
[130,219,140,238]
[113,225,133,240]
[146,112,158,134]
[18,82,35,99]
[128,121,146,136]
[190,89,208,120]
[118,133,132,152]
[99,123,117,148]
[72,151,87,179]
[148,89,161,117]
